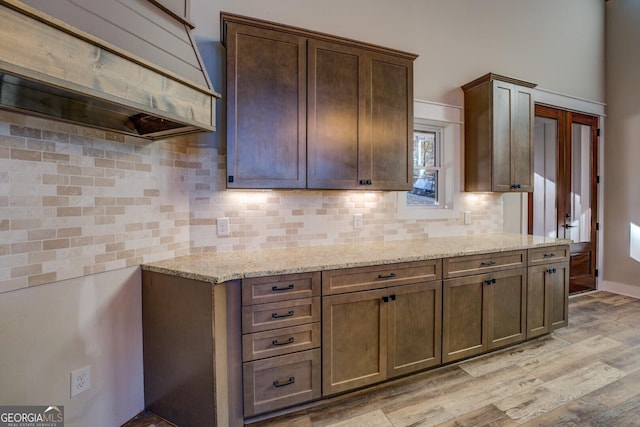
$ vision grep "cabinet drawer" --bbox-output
[242,272,320,306]
[443,250,526,278]
[242,297,320,333]
[322,260,441,295]
[243,348,321,416]
[528,246,569,266]
[242,323,321,362]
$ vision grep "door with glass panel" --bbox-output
[529,105,598,294]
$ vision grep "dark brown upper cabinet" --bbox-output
[222,13,417,190]
[462,73,536,192]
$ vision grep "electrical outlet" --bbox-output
[70,366,91,398]
[353,213,363,229]
[217,217,230,237]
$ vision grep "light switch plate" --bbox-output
[353,214,363,229]
[464,211,472,225]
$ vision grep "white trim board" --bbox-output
[601,281,640,299]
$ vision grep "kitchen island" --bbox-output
[141,233,570,426]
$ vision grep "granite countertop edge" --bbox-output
[141,233,571,284]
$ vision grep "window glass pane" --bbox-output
[409,130,440,206]
[569,123,592,243]
[413,131,437,168]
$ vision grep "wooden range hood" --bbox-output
[0,0,220,140]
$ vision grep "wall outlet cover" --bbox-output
[70,365,91,398]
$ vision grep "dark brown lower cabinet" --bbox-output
[322,281,442,396]
[142,245,571,425]
[527,262,569,338]
[442,268,527,364]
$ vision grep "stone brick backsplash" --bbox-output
[0,111,503,293]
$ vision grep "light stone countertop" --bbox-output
[141,233,571,284]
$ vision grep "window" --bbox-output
[397,99,462,220]
[409,127,442,206]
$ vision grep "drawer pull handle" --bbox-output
[377,273,397,280]
[271,310,294,319]
[272,337,295,346]
[484,278,496,285]
[271,284,294,292]
[547,268,557,274]
[480,261,496,267]
[543,253,556,258]
[273,376,295,388]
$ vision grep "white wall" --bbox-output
[0,268,143,427]
[602,0,640,295]
[192,0,605,106]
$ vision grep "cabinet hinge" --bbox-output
[596,222,600,231]
[228,176,234,183]
[597,128,601,137]
[595,269,599,278]
[596,175,600,184]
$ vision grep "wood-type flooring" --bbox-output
[124,291,640,426]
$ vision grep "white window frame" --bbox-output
[397,100,462,220]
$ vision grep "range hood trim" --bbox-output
[0,0,220,139]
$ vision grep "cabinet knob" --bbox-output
[547,268,557,274]
[377,273,397,280]
[511,184,522,189]
[484,278,496,285]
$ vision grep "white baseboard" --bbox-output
[601,280,640,299]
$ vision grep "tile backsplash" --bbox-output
[0,111,503,293]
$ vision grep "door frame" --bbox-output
[528,104,599,293]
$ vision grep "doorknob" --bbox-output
[562,224,577,229]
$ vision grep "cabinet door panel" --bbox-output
[550,263,570,330]
[512,87,535,191]
[307,40,361,189]
[443,276,485,363]
[322,290,388,395]
[527,265,551,338]
[492,81,513,192]
[368,53,413,190]
[486,268,527,349]
[226,23,306,188]
[388,282,442,377]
